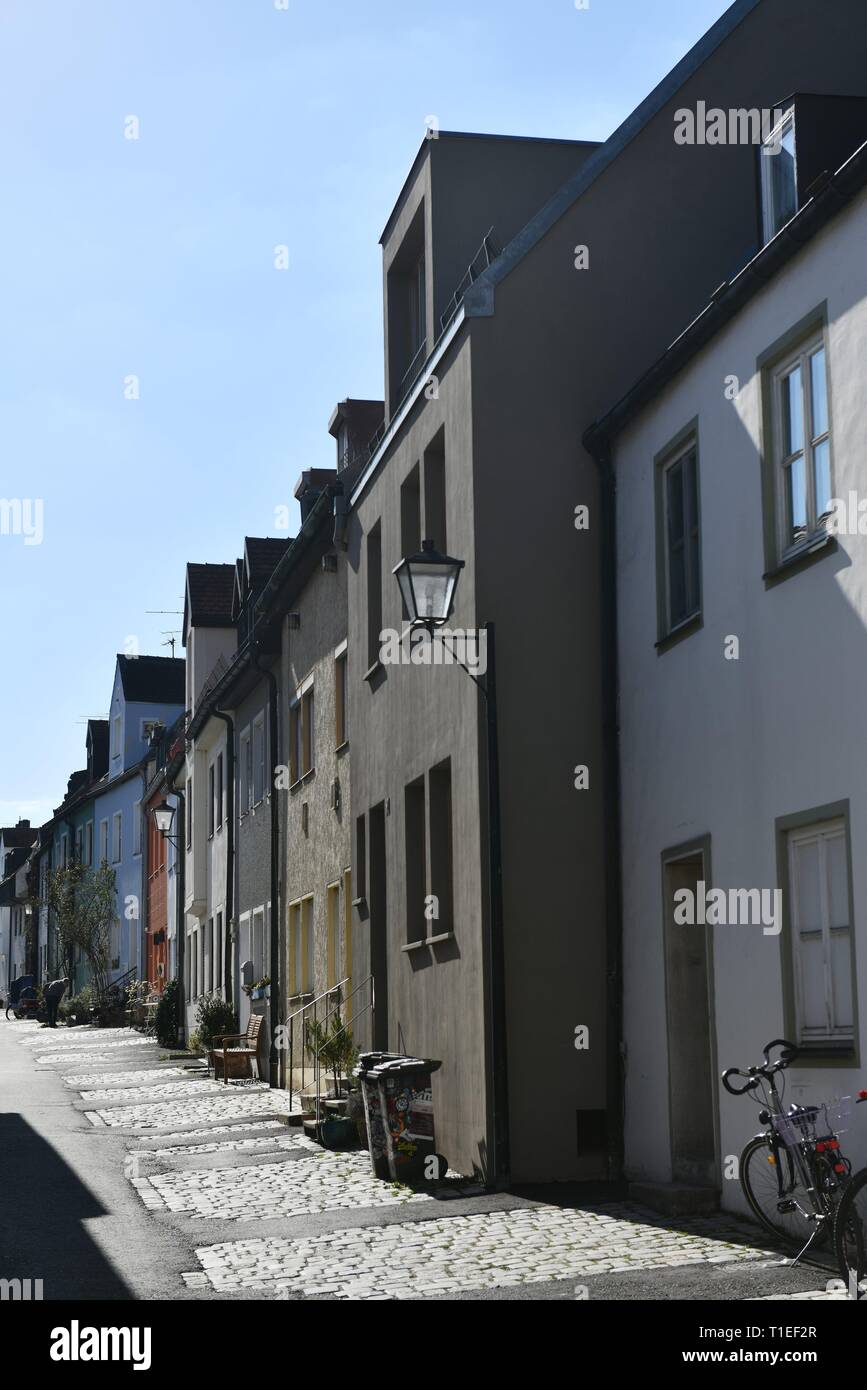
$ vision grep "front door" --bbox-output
[662,845,718,1187]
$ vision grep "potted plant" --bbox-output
[306,1014,359,1148]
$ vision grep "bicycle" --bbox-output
[723,1038,853,1255]
[832,1090,867,1296]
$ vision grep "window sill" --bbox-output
[289,769,315,792]
[792,1042,857,1066]
[426,931,455,946]
[363,659,384,683]
[401,939,429,954]
[764,532,836,588]
[336,740,349,755]
[656,612,702,655]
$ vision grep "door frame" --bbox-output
[660,834,721,1187]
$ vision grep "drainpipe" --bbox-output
[174,789,186,1046]
[583,435,625,1181]
[212,711,235,1011]
[252,646,280,1090]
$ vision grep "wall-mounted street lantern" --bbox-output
[152,799,180,848]
[392,539,465,629]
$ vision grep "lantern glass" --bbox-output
[393,540,464,626]
[153,800,175,836]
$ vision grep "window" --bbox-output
[761,108,797,242]
[355,815,367,901]
[112,811,122,863]
[99,819,109,865]
[186,774,193,849]
[429,759,454,938]
[133,800,142,856]
[366,521,383,670]
[253,714,266,806]
[771,334,831,558]
[84,821,93,867]
[409,253,426,359]
[75,826,83,863]
[788,818,854,1047]
[61,833,68,869]
[423,428,447,551]
[657,436,701,637]
[111,715,122,759]
[214,912,223,993]
[204,918,212,995]
[404,775,426,944]
[216,753,224,830]
[252,907,265,980]
[239,729,251,813]
[141,718,163,744]
[327,882,340,988]
[208,763,215,837]
[343,868,353,1022]
[302,688,314,777]
[400,465,421,620]
[290,685,314,781]
[335,646,348,747]
[288,896,314,996]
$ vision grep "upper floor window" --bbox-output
[133,800,142,856]
[289,684,315,783]
[655,433,701,642]
[216,752,224,830]
[771,332,831,559]
[252,713,266,806]
[335,646,348,748]
[239,729,252,814]
[111,715,121,759]
[111,811,122,863]
[761,107,797,241]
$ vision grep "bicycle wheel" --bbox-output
[834,1167,867,1295]
[741,1134,828,1247]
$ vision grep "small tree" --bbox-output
[43,861,117,999]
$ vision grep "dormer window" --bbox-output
[761,107,797,241]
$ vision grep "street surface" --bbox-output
[0,1018,847,1302]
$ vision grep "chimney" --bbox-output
[294,468,337,523]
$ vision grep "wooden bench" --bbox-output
[209,1013,264,1083]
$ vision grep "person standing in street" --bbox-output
[45,976,70,1028]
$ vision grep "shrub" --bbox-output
[154,979,178,1047]
[187,1031,203,1055]
[59,986,93,1023]
[195,994,237,1048]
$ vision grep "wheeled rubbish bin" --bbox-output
[355,1052,447,1182]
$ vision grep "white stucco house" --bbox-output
[585,126,867,1212]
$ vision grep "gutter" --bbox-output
[581,435,625,1182]
[211,710,236,1012]
[251,647,281,1090]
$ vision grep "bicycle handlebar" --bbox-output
[722,1039,799,1096]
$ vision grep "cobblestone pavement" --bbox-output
[133,1150,436,1220]
[179,1207,774,1299]
[89,1086,296,1130]
[11,1023,848,1302]
[62,1067,196,1087]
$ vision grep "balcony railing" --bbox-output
[362,227,502,465]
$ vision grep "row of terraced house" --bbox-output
[5,0,867,1208]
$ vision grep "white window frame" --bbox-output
[84,821,93,867]
[99,818,109,865]
[239,727,252,814]
[111,714,122,759]
[133,800,142,856]
[661,439,700,633]
[112,811,122,864]
[761,107,797,242]
[771,332,832,562]
[788,817,854,1046]
[252,712,266,807]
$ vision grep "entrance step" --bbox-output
[628,1181,720,1218]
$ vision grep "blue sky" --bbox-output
[0,0,733,825]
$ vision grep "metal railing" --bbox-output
[361,227,502,467]
[284,974,374,1120]
[313,975,375,1134]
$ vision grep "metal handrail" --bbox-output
[286,978,349,1103]
[313,974,375,1134]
